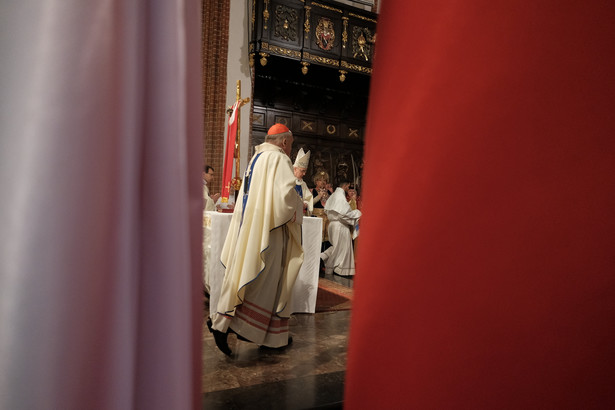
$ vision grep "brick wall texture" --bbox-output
[201,0,230,194]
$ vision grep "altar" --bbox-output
[203,211,323,316]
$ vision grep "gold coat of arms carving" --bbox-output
[315,17,335,51]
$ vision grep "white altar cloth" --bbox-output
[204,212,322,315]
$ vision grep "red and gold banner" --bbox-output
[220,101,240,202]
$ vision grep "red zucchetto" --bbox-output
[267,123,290,135]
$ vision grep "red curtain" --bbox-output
[347,1,615,408]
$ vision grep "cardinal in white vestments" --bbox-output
[210,123,304,355]
[293,148,314,216]
[321,180,362,276]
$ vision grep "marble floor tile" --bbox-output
[202,288,352,408]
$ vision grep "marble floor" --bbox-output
[202,274,353,409]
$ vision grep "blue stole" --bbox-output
[294,183,303,198]
[240,152,263,229]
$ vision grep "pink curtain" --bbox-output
[0,1,202,409]
[346,0,615,408]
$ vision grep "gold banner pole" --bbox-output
[231,80,250,191]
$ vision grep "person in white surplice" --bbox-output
[203,165,220,212]
[209,123,304,355]
[321,180,362,276]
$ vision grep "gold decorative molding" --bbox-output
[326,124,337,135]
[348,128,359,138]
[341,60,372,74]
[304,6,311,39]
[268,45,301,59]
[303,51,339,68]
[261,41,269,50]
[342,17,348,49]
[348,12,377,24]
[263,0,270,30]
[311,2,342,13]
[249,43,254,52]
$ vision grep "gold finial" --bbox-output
[260,52,269,66]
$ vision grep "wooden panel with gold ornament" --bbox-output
[340,11,377,72]
[301,1,342,67]
[295,116,319,134]
[271,1,302,46]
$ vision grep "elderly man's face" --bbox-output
[294,167,306,179]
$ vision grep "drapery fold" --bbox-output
[346,1,615,408]
[0,1,202,409]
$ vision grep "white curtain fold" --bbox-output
[0,1,203,409]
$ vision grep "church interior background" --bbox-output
[202,0,378,407]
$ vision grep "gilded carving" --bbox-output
[312,2,342,13]
[339,69,347,82]
[348,128,359,138]
[259,52,269,66]
[301,61,310,75]
[269,45,301,59]
[304,6,311,40]
[341,60,372,74]
[326,124,337,135]
[315,17,335,51]
[342,17,348,49]
[253,113,265,126]
[349,12,377,24]
[274,5,298,42]
[303,51,340,68]
[263,0,270,30]
[301,120,315,131]
[352,26,375,61]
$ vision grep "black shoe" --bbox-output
[319,258,326,277]
[213,329,232,356]
[333,271,350,278]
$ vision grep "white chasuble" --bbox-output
[212,143,304,347]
